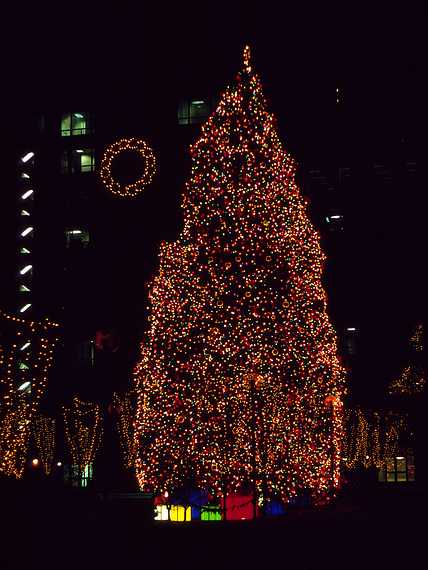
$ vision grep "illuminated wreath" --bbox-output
[100,138,156,197]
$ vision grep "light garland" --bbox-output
[32,414,55,475]
[133,46,346,505]
[100,138,156,197]
[63,397,103,475]
[409,324,423,352]
[0,310,59,478]
[344,408,407,469]
[389,323,425,395]
[113,391,135,470]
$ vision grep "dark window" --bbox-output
[325,211,344,232]
[65,229,90,248]
[178,99,212,125]
[74,340,95,367]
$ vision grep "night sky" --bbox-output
[0,2,423,407]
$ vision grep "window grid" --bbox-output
[61,112,92,137]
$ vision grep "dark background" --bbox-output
[0,1,423,409]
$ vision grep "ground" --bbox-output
[1,478,424,569]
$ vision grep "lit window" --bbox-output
[65,228,90,247]
[64,463,93,487]
[61,112,92,136]
[378,452,415,483]
[81,464,93,487]
[178,99,212,125]
[61,149,95,173]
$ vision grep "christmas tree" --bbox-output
[134,47,345,506]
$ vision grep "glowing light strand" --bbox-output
[113,391,136,470]
[0,310,59,478]
[63,397,103,475]
[32,414,56,475]
[100,138,156,198]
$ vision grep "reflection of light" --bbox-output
[32,458,39,466]
[330,215,342,219]
[74,113,83,118]
[21,227,34,237]
[70,230,82,234]
[19,304,31,313]
[76,149,84,153]
[192,100,205,105]
[21,190,33,200]
[396,456,405,460]
[21,152,35,163]
[346,327,356,332]
[20,265,32,275]
[18,381,31,391]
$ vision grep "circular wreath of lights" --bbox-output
[100,138,156,198]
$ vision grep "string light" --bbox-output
[63,397,103,476]
[100,138,156,198]
[112,391,135,470]
[344,408,407,469]
[0,310,60,478]
[32,414,56,475]
[409,324,423,352]
[133,46,346,506]
[389,324,425,395]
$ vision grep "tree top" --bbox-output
[242,45,252,73]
